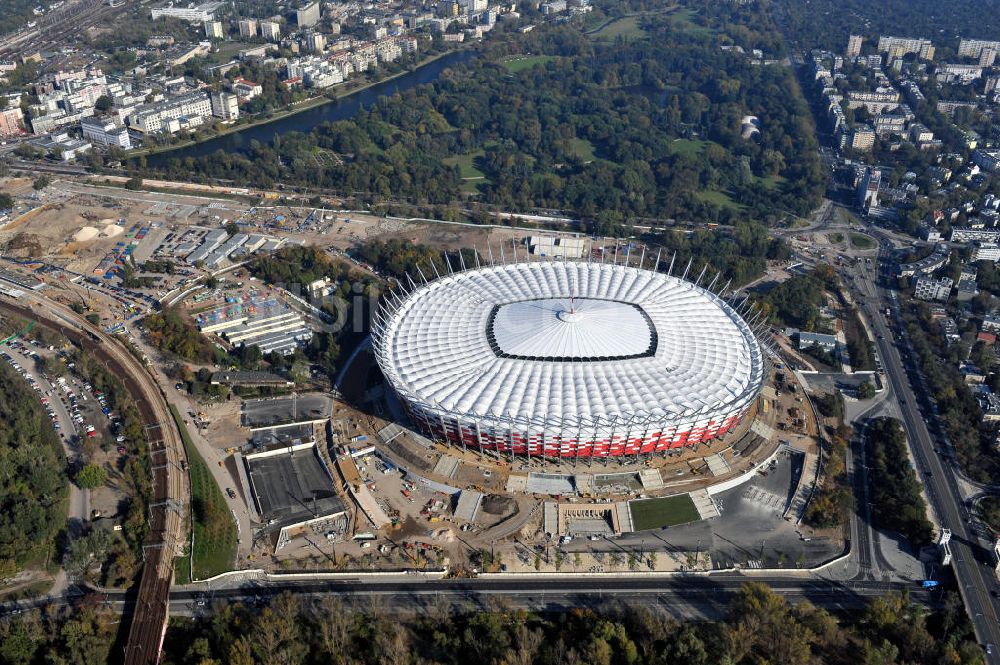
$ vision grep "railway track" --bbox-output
[0,296,186,664]
[0,0,126,59]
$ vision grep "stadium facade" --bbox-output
[372,256,766,459]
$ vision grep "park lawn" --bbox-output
[460,178,486,194]
[850,232,877,249]
[503,55,558,73]
[667,138,713,157]
[570,137,597,162]
[697,189,746,210]
[629,494,701,531]
[828,232,845,244]
[591,15,647,41]
[668,8,714,38]
[170,405,237,580]
[443,150,486,179]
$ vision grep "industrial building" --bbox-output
[197,297,313,355]
[185,227,229,264]
[527,235,587,258]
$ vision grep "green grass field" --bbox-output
[667,8,713,38]
[667,138,713,156]
[503,55,558,73]
[696,189,745,210]
[170,405,237,581]
[629,494,701,531]
[570,137,597,162]
[850,232,877,249]
[443,150,486,179]
[828,232,845,244]
[590,15,647,40]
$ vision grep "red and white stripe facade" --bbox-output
[373,258,765,459]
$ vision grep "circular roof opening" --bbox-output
[488,298,655,361]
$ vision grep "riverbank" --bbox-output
[133,48,472,161]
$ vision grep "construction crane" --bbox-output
[78,289,94,312]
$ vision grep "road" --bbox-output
[0,574,938,620]
[843,229,1000,659]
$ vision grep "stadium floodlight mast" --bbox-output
[694,263,709,287]
[681,256,693,281]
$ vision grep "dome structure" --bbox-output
[372,258,765,458]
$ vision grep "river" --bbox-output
[144,50,475,166]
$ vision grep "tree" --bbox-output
[224,220,240,236]
[75,463,107,489]
[32,176,50,190]
[858,380,876,400]
[94,95,113,113]
[0,363,66,572]
[0,192,13,210]
[124,176,144,190]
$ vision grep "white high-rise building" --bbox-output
[204,20,223,39]
[305,32,326,53]
[959,39,1000,59]
[260,20,281,41]
[858,166,881,209]
[238,19,259,38]
[296,1,320,27]
[847,34,863,58]
[210,90,239,120]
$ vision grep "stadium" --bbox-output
[372,258,766,459]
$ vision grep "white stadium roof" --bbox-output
[374,260,764,429]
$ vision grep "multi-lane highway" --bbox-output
[843,230,1000,659]
[0,574,937,622]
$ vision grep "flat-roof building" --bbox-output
[151,2,223,22]
[80,116,132,149]
[296,1,320,27]
[798,331,837,352]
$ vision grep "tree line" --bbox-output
[866,417,934,547]
[0,362,66,581]
[151,581,984,665]
[901,301,1000,484]
[134,0,825,232]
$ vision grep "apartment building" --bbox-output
[80,116,132,148]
